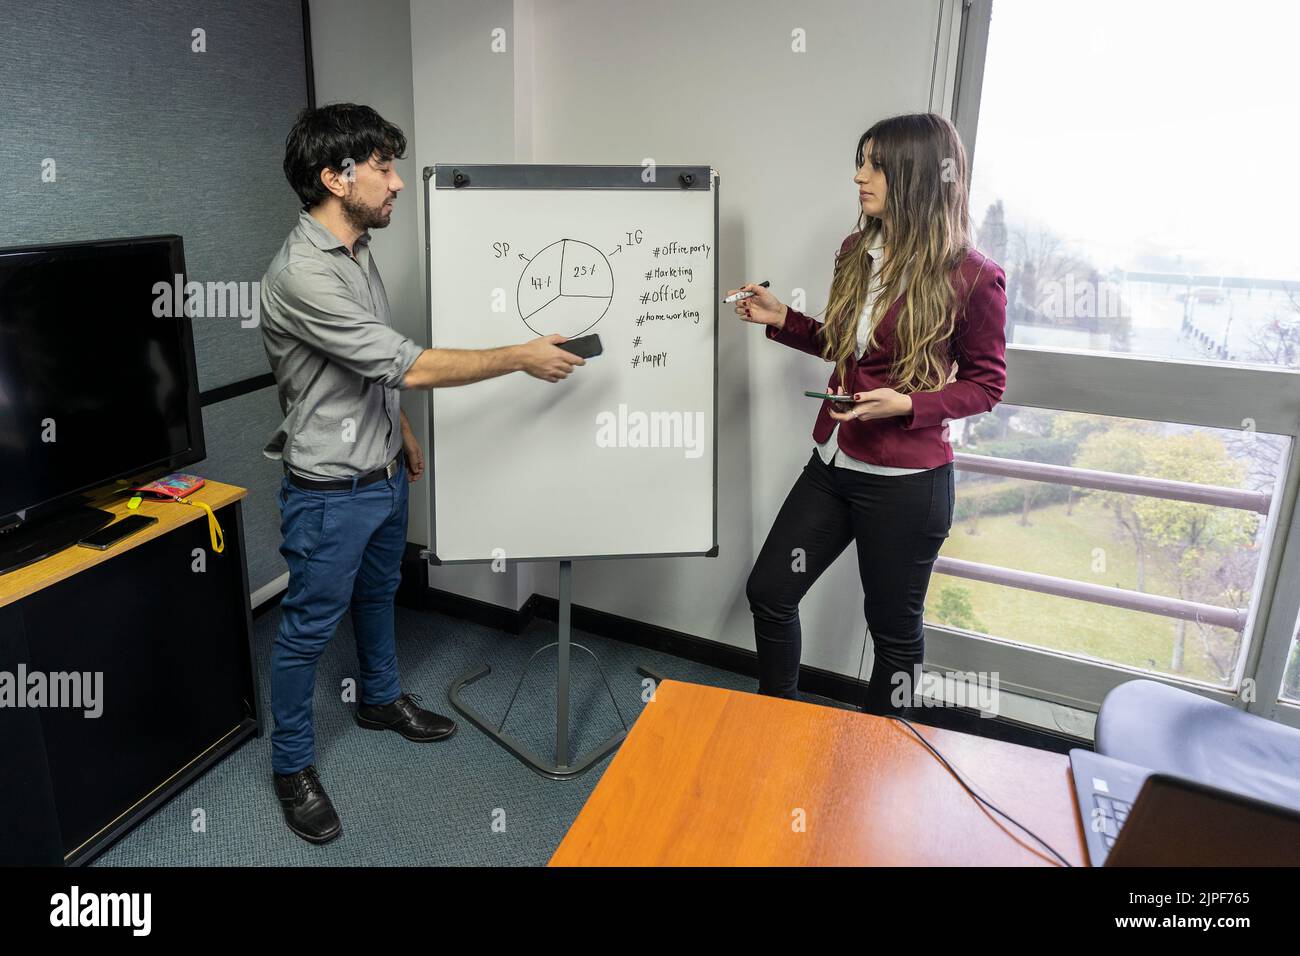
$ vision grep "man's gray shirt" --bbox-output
[260,210,424,478]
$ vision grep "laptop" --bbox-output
[1069,748,1300,866]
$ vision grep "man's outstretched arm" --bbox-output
[402,334,584,388]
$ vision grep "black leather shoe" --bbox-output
[273,765,342,845]
[355,692,456,742]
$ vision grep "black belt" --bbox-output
[286,452,403,491]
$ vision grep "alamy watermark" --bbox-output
[50,886,150,935]
[1038,275,1130,321]
[595,403,706,459]
[152,274,259,328]
[890,665,1000,717]
[0,665,103,718]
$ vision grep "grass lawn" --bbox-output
[925,488,1245,686]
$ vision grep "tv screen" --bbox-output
[0,235,204,525]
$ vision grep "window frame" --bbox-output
[932,0,1300,727]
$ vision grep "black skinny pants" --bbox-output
[746,450,954,715]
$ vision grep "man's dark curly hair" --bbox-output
[282,103,408,209]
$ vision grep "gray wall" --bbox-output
[309,0,957,681]
[523,0,946,677]
[0,0,311,597]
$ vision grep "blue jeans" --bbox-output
[271,466,409,775]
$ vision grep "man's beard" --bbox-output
[341,191,392,231]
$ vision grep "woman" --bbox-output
[729,112,1007,715]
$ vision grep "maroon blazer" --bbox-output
[766,235,1008,469]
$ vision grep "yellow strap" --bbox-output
[178,498,225,553]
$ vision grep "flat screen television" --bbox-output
[0,235,205,574]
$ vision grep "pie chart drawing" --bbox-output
[517,239,614,337]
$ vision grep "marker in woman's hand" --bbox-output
[723,280,769,304]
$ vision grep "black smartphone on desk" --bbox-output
[77,514,158,551]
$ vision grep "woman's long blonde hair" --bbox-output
[821,113,973,394]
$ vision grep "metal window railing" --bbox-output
[934,453,1267,632]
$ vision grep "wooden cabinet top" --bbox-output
[0,481,247,608]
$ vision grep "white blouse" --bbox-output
[815,233,931,475]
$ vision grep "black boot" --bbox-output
[355,692,456,742]
[273,765,342,845]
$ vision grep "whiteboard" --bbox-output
[424,164,718,563]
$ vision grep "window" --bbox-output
[967,0,1300,368]
[926,405,1287,688]
[1283,625,1300,704]
[941,0,1300,724]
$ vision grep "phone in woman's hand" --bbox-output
[804,391,858,404]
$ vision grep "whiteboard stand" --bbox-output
[426,162,717,778]
[449,560,654,779]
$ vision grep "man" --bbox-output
[260,103,582,844]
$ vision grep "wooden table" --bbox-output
[550,679,1088,866]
